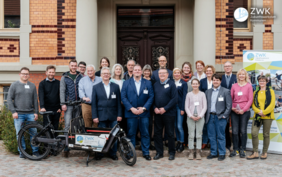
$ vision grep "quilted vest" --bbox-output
[63,71,83,101]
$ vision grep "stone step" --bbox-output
[67,146,230,158]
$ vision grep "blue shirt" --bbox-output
[211,86,220,113]
[134,78,142,96]
[78,76,102,103]
[160,78,169,85]
[45,78,55,82]
[103,82,111,99]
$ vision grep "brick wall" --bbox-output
[30,0,76,66]
[0,39,20,62]
[263,0,274,50]
[233,39,253,62]
[215,0,234,65]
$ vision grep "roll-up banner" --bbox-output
[243,50,282,154]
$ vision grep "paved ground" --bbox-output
[0,141,282,177]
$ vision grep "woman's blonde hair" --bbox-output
[204,65,216,74]
[173,68,182,79]
[236,68,249,83]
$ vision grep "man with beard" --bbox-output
[60,59,83,157]
[39,65,61,134]
[121,64,154,161]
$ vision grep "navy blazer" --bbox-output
[175,79,188,111]
[121,78,154,118]
[221,74,237,90]
[199,78,213,93]
[151,69,173,83]
[91,82,122,122]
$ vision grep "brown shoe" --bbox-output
[260,153,267,160]
[188,149,194,160]
[62,151,69,158]
[196,149,202,160]
[201,144,207,149]
[246,152,259,160]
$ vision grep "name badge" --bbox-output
[178,83,182,87]
[218,96,224,102]
[143,90,148,94]
[238,91,243,96]
[194,102,199,106]
[111,93,116,99]
[25,85,30,89]
[164,84,169,89]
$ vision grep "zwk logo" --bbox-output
[234,7,249,22]
[247,53,254,61]
[256,53,266,58]
[76,136,83,143]
[250,8,271,15]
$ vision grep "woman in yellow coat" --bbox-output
[247,75,275,160]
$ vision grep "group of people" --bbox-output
[7,56,275,162]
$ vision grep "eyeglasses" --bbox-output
[159,60,166,63]
[159,72,168,75]
[20,73,29,76]
[101,73,110,75]
[79,66,86,69]
[224,65,232,68]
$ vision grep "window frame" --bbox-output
[0,85,10,108]
[0,0,20,31]
[234,0,252,32]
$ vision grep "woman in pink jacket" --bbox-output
[229,69,253,158]
[185,78,207,160]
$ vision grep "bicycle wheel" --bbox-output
[17,124,51,160]
[119,139,136,166]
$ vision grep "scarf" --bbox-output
[253,87,272,127]
[182,73,192,82]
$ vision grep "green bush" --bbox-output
[0,106,18,154]
[0,106,64,154]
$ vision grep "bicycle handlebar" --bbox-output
[61,99,88,106]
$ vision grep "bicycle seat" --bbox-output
[39,111,54,115]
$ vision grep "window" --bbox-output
[0,0,20,29]
[117,7,174,27]
[234,0,248,28]
[0,85,10,107]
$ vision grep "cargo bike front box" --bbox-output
[68,127,117,153]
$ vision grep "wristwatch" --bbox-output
[142,107,146,112]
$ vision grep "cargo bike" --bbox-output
[17,100,137,166]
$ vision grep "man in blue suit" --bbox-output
[220,61,237,152]
[151,55,173,83]
[121,64,154,161]
[92,67,122,161]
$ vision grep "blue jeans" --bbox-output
[207,114,227,156]
[63,105,73,152]
[127,117,150,155]
[174,105,184,143]
[202,124,208,144]
[14,114,39,154]
[97,120,117,156]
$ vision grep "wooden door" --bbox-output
[117,28,174,71]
